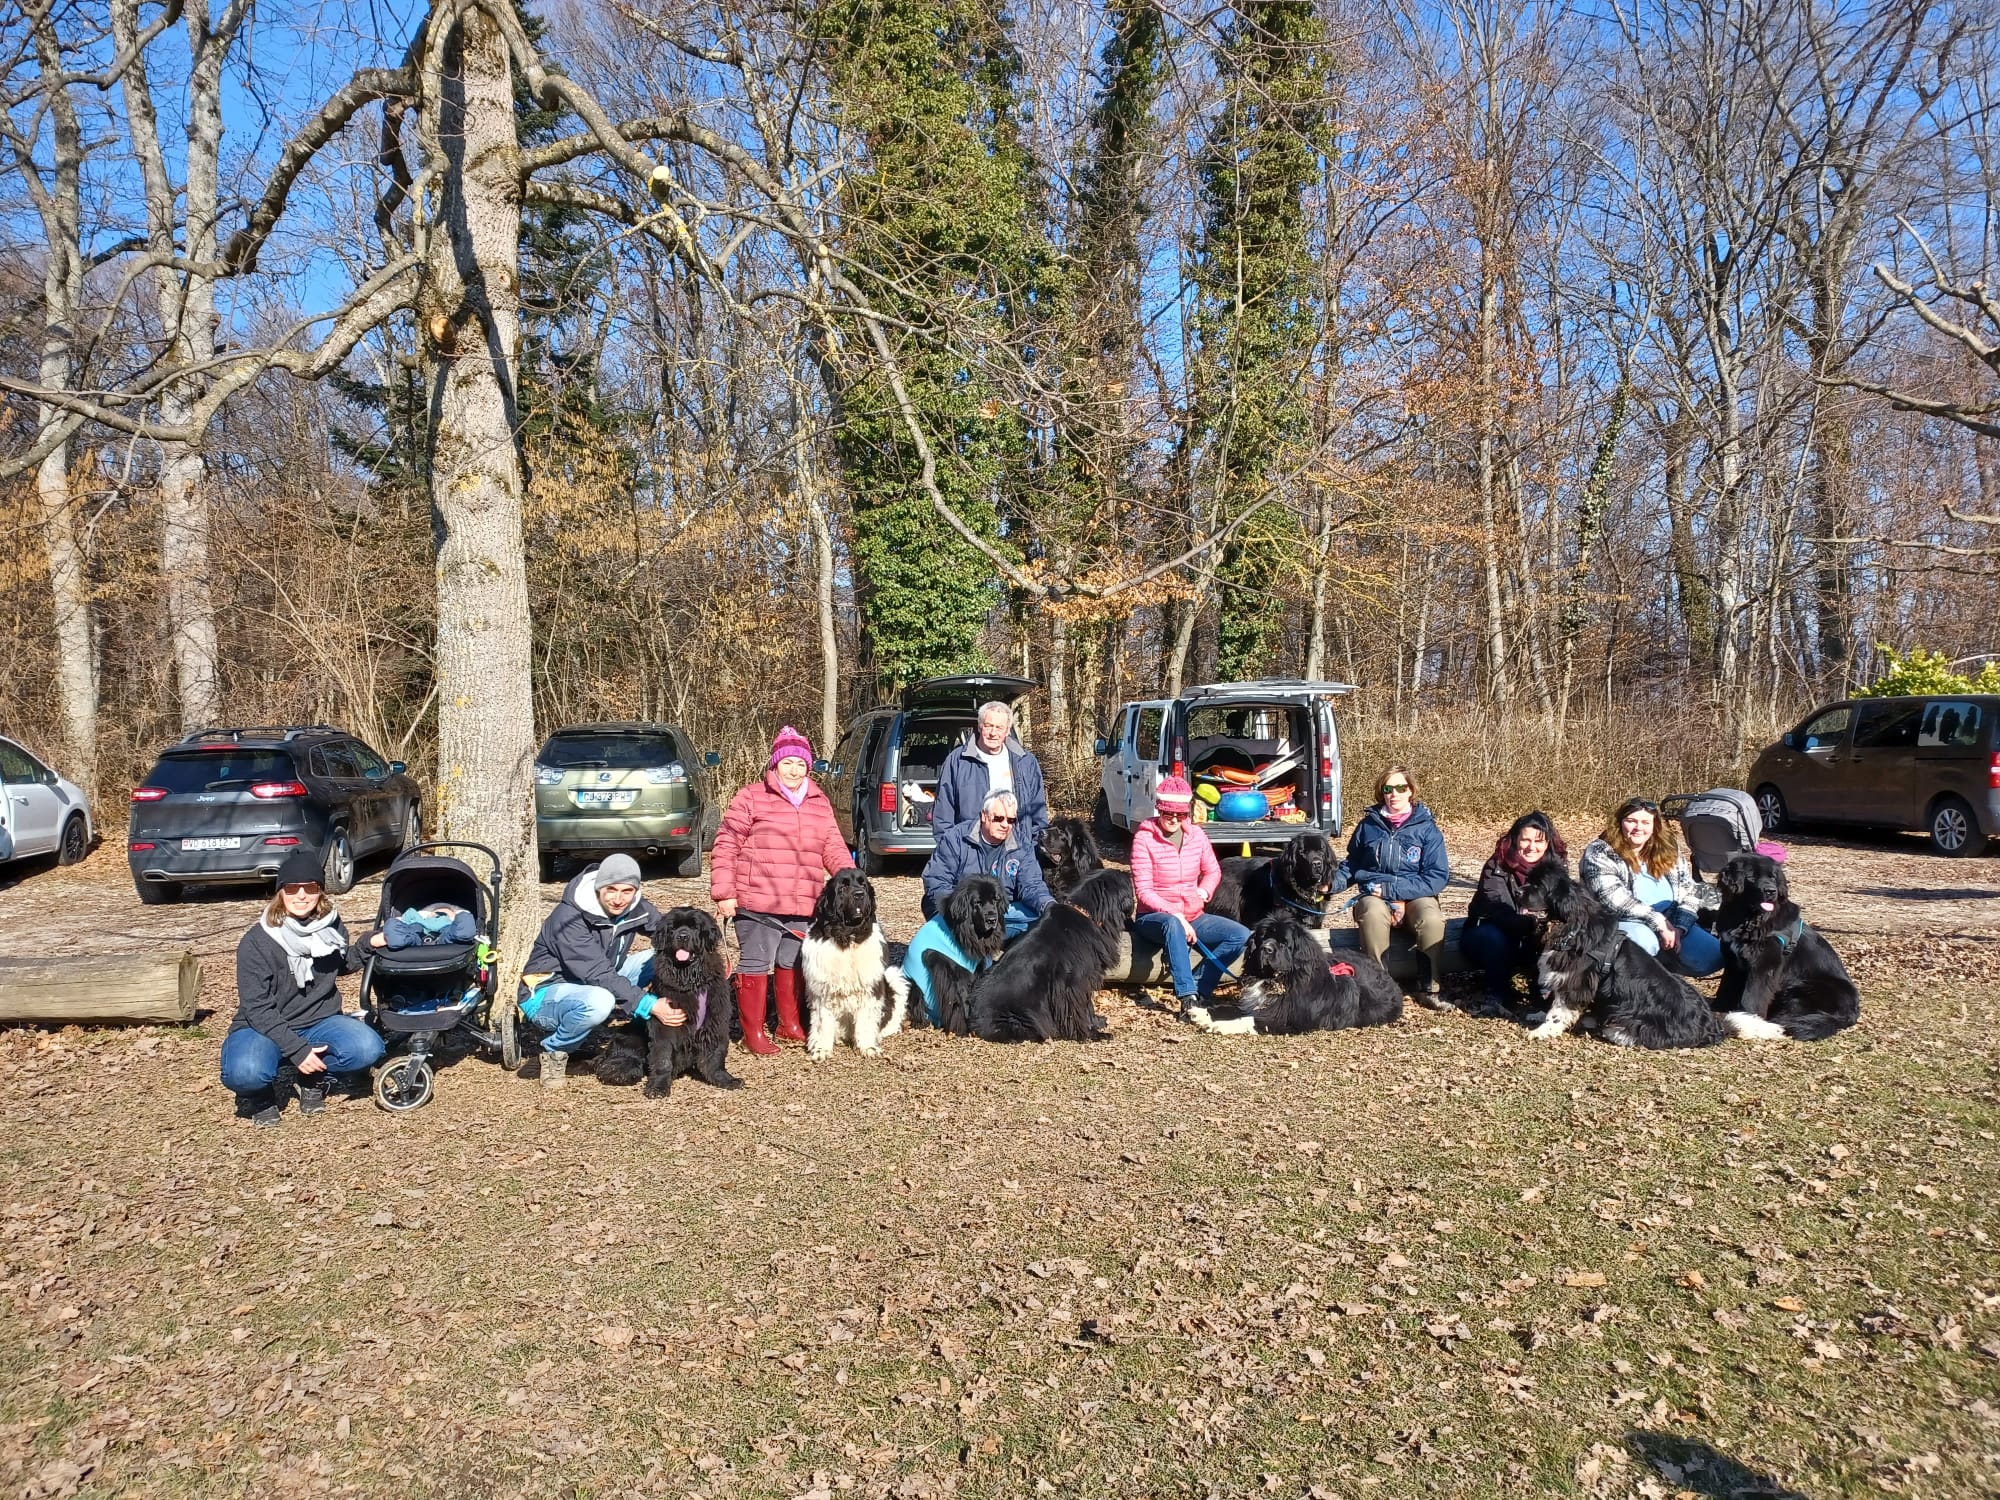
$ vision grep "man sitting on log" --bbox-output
[920,790,1052,942]
[220,850,384,1128]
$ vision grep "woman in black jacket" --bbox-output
[219,849,384,1126]
[1459,811,1567,1016]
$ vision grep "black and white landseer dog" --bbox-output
[596,906,741,1097]
[961,868,1133,1043]
[1711,853,1861,1041]
[915,874,1009,1036]
[1208,832,1341,930]
[799,868,911,1059]
[1034,818,1105,897]
[1192,913,1403,1034]
[1518,863,1727,1050]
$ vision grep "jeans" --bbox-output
[1133,911,1249,1000]
[220,1013,385,1094]
[524,952,653,1054]
[1459,920,1534,992]
[1619,902,1723,978]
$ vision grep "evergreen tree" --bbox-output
[1194,0,1329,678]
[816,0,1043,690]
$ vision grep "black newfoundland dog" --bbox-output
[597,906,741,1097]
[1712,853,1860,1042]
[1518,864,1726,1050]
[960,868,1133,1043]
[1208,832,1340,930]
[1193,914,1403,1034]
[920,874,1008,1035]
[1035,817,1105,897]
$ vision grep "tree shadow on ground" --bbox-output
[1627,1431,1810,1499]
[1855,885,1998,902]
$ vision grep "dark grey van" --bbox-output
[825,675,1036,873]
[1747,694,2000,856]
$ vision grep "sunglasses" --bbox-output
[1628,800,1659,814]
[280,882,321,896]
[1381,782,1412,794]
[988,813,1016,824]
[1157,807,1188,818]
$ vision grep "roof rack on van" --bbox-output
[1184,679,1357,695]
[177,725,341,744]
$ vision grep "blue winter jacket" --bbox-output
[1337,802,1451,903]
[929,737,1049,841]
[921,822,1054,919]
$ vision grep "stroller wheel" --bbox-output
[498,1004,522,1071]
[374,1056,434,1112]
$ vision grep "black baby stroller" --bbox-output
[1659,787,1762,881]
[359,842,504,1112]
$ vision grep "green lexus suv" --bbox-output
[534,723,719,881]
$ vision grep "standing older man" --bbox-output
[931,700,1049,842]
[921,790,1052,940]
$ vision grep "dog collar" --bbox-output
[1773,916,1805,952]
[1275,883,1330,919]
[693,987,708,1030]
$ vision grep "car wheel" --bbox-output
[1928,795,1983,857]
[1092,789,1119,844]
[134,877,181,906]
[856,832,884,877]
[1753,784,1788,835]
[538,851,560,884]
[401,803,422,853]
[321,830,356,894]
[57,814,88,866]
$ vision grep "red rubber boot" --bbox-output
[735,971,778,1056]
[772,965,807,1043]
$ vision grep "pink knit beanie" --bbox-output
[1154,775,1194,812]
[768,725,814,770]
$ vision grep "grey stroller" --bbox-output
[1659,787,1762,881]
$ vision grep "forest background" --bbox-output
[4,0,1999,839]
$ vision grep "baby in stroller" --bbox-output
[359,844,504,1110]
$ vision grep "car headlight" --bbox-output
[646,763,689,785]
[534,764,564,786]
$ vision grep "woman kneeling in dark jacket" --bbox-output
[1460,811,1567,1016]
[219,849,383,1127]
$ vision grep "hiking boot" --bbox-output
[1176,994,1203,1022]
[540,1050,569,1090]
[296,1082,328,1116]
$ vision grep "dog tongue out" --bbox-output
[1759,902,1775,912]
[674,948,691,962]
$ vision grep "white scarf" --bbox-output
[264,910,345,988]
[969,739,1013,797]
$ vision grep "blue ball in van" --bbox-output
[1215,789,1270,822]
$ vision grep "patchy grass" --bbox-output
[2,958,1998,1500]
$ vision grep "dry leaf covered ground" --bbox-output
[1,822,1996,1499]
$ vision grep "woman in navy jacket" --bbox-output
[1337,764,1450,1004]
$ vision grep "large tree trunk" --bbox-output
[35,441,96,800]
[422,4,540,998]
[159,430,222,729]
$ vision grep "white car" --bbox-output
[0,734,93,867]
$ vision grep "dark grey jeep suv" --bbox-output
[126,726,422,902]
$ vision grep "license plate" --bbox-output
[181,836,242,851]
[573,790,637,810]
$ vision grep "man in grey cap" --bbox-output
[517,854,678,1088]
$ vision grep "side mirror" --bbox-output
[812,758,830,774]
[703,751,721,767]
[389,760,407,775]
[1780,733,1795,751]
[1093,736,1109,757]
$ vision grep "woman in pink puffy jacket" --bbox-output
[710,726,854,1055]
[1129,775,1250,1020]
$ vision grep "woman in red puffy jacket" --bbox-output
[710,726,854,1054]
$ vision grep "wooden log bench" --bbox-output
[1102,917,1468,987]
[0,950,202,1027]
